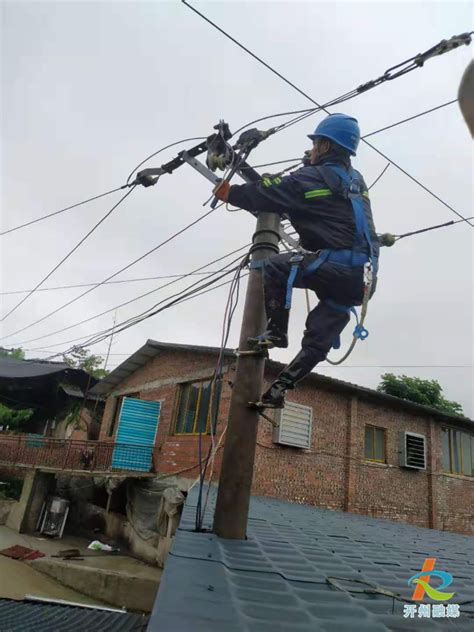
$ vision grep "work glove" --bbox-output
[213,180,231,203]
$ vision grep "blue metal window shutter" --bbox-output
[112,397,161,471]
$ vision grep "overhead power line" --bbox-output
[0,186,137,324]
[1,205,219,341]
[47,265,250,359]
[1,97,456,249]
[182,1,473,227]
[11,243,251,347]
[362,99,458,137]
[23,349,473,368]
[0,271,224,296]
[0,185,131,236]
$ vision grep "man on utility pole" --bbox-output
[212,113,379,539]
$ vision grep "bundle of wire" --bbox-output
[195,255,247,531]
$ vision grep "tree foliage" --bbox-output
[0,347,25,360]
[377,373,464,416]
[62,346,109,379]
[0,402,34,429]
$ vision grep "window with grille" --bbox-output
[174,380,221,435]
[364,425,386,462]
[442,428,474,477]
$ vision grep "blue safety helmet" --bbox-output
[308,113,360,156]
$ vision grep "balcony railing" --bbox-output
[0,434,158,473]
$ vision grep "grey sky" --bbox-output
[1,1,473,415]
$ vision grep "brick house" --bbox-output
[91,340,474,535]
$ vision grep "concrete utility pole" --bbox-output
[213,211,281,539]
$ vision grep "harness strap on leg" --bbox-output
[284,253,304,309]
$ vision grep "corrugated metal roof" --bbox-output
[0,356,72,379]
[0,598,148,631]
[149,487,474,631]
[90,340,472,425]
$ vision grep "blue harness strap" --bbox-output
[325,164,378,275]
[285,253,304,309]
[284,165,377,344]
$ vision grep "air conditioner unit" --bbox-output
[273,401,312,449]
[399,432,426,470]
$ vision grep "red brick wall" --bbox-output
[98,350,474,535]
[252,378,349,510]
[99,350,232,481]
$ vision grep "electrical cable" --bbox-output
[0,185,132,236]
[0,271,224,296]
[394,216,474,241]
[0,186,137,324]
[182,1,473,227]
[195,258,245,530]
[1,205,219,341]
[55,267,249,358]
[11,242,251,347]
[34,271,246,359]
[362,99,458,138]
[84,259,243,344]
[84,263,244,347]
[368,163,391,190]
[2,97,455,245]
[362,138,472,224]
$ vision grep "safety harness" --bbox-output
[284,164,378,350]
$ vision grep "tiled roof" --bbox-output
[0,598,148,631]
[149,486,474,631]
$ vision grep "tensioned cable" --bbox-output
[362,99,458,137]
[0,271,223,296]
[0,186,137,324]
[11,243,251,347]
[52,267,249,357]
[2,100,454,242]
[0,185,132,236]
[182,1,473,227]
[1,205,219,341]
[38,272,249,357]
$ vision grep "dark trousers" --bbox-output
[263,252,370,382]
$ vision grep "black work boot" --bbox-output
[248,312,289,350]
[260,380,291,409]
[259,347,321,408]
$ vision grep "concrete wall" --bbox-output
[6,470,55,533]
[98,349,474,535]
[0,500,15,525]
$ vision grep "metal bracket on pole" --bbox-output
[181,151,222,185]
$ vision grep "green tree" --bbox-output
[0,402,34,430]
[0,347,25,360]
[377,373,464,416]
[62,346,109,379]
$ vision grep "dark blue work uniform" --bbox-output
[227,151,379,382]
